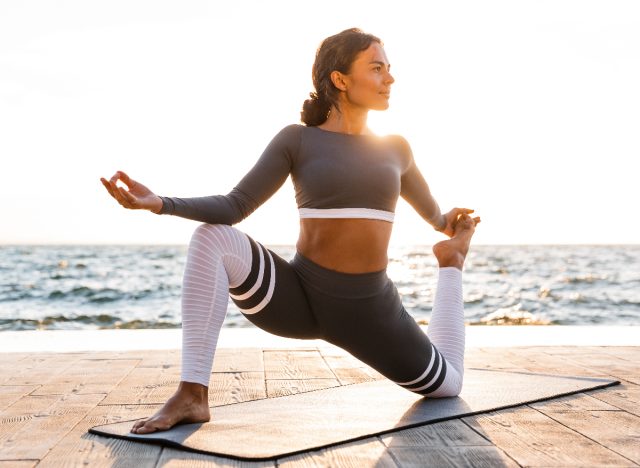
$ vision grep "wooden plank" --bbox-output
[277,438,397,467]
[101,347,264,374]
[551,353,640,385]
[209,372,266,406]
[133,350,181,369]
[462,406,632,466]
[380,420,491,448]
[528,391,621,412]
[266,379,340,398]
[158,447,275,467]
[315,345,351,357]
[546,350,636,373]
[32,359,139,396]
[481,347,605,378]
[0,385,39,411]
[37,403,163,467]
[598,347,640,363]
[535,346,614,356]
[470,348,519,370]
[0,462,37,468]
[621,375,640,386]
[212,348,264,373]
[99,365,182,405]
[534,408,640,464]
[77,350,157,361]
[389,446,520,467]
[263,351,334,380]
[0,352,31,376]
[0,393,104,460]
[1,353,84,386]
[589,384,640,417]
[472,348,530,372]
[482,346,639,385]
[320,355,379,384]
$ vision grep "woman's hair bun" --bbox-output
[301,92,331,127]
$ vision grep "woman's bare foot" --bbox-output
[432,214,480,270]
[130,381,210,434]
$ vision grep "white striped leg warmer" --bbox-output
[180,224,252,386]
[424,266,466,397]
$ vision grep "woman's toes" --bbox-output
[135,422,157,434]
[130,420,146,434]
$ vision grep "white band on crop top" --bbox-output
[298,208,395,223]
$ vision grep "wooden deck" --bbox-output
[0,345,638,467]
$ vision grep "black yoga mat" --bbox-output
[89,369,618,461]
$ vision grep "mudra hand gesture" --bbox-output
[100,171,163,214]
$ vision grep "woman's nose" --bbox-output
[385,71,395,84]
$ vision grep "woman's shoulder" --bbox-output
[265,124,305,151]
[273,123,305,138]
[381,133,413,160]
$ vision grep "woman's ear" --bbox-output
[330,70,348,92]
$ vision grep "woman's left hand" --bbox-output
[440,208,479,237]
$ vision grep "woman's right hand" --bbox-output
[100,171,163,213]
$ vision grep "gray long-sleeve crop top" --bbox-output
[158,124,445,230]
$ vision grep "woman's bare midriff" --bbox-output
[296,218,393,273]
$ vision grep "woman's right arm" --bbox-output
[101,125,301,225]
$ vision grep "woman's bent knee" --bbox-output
[189,224,248,254]
[192,223,237,239]
[417,368,463,398]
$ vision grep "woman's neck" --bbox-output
[319,106,371,135]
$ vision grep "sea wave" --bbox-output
[1,244,639,330]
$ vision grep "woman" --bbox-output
[101,28,480,435]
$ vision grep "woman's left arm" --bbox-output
[398,137,473,237]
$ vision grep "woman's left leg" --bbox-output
[311,215,475,398]
[315,276,465,398]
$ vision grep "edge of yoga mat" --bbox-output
[89,369,620,461]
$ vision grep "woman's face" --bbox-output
[340,42,395,111]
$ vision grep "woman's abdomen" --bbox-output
[296,218,392,273]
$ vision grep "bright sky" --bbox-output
[1,1,638,245]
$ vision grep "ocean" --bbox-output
[1,245,639,331]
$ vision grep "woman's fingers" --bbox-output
[102,177,129,206]
[117,186,138,206]
[101,178,128,207]
[117,171,135,188]
[100,178,115,198]
[454,207,474,215]
[108,170,134,189]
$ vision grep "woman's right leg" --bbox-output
[131,223,318,434]
[131,224,253,434]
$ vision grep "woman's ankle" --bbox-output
[177,381,208,401]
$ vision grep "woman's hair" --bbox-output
[301,28,382,126]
